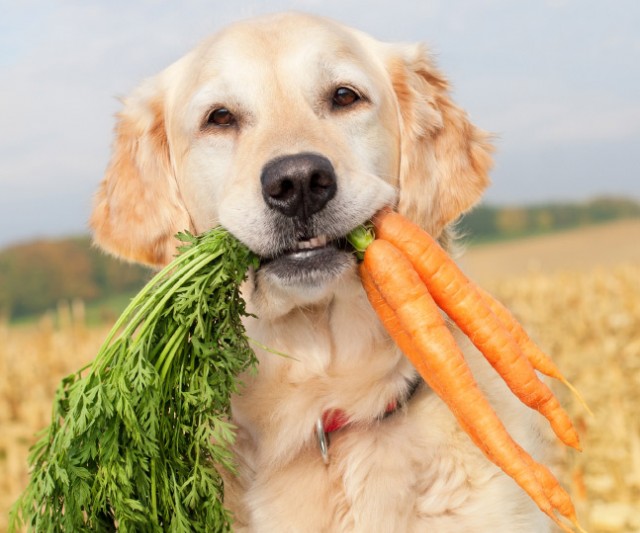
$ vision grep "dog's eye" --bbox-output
[207,107,235,127]
[332,87,360,108]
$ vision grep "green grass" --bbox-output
[83,291,140,325]
[8,289,143,328]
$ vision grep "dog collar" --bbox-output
[315,374,422,464]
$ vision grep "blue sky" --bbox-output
[1,0,639,247]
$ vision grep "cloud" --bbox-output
[487,136,640,204]
[539,102,640,144]
[458,75,640,148]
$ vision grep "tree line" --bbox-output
[456,196,640,244]
[0,237,150,320]
[1,197,638,320]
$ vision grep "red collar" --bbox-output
[315,375,422,464]
[319,374,422,434]
[321,399,398,434]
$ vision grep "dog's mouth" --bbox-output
[263,234,350,258]
[259,233,354,286]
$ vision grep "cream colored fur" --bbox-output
[91,12,552,532]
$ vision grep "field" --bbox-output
[462,220,640,532]
[1,220,639,532]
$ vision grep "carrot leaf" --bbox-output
[10,227,259,533]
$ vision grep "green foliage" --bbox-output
[458,196,640,244]
[10,228,259,532]
[0,236,150,320]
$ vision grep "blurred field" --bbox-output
[460,219,640,281]
[1,220,639,531]
[0,307,111,531]
[462,220,640,532]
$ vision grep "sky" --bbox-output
[1,0,639,248]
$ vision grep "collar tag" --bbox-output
[315,418,330,465]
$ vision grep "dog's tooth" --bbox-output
[308,235,327,247]
[296,236,328,250]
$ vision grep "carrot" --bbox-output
[373,210,581,450]
[353,210,586,530]
[476,286,592,415]
[360,266,434,380]
[360,241,580,530]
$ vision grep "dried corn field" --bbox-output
[490,263,640,532]
[0,307,111,532]
[1,226,639,532]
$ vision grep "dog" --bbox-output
[90,12,552,532]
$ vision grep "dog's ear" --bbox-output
[387,44,493,237]
[90,78,192,267]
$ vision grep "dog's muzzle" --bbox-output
[258,153,354,285]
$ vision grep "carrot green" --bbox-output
[10,228,259,532]
[345,222,375,260]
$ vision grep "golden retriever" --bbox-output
[91,12,552,532]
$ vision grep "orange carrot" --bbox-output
[360,240,580,529]
[373,210,581,450]
[356,210,586,531]
[476,286,592,415]
[360,266,434,380]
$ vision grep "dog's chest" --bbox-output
[231,389,544,532]
[228,294,548,532]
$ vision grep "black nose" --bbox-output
[260,153,337,219]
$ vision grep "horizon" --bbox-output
[2,1,639,248]
[2,195,637,251]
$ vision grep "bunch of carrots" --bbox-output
[355,209,587,533]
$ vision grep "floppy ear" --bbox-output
[388,44,493,237]
[90,78,192,267]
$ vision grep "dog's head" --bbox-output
[91,12,492,312]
